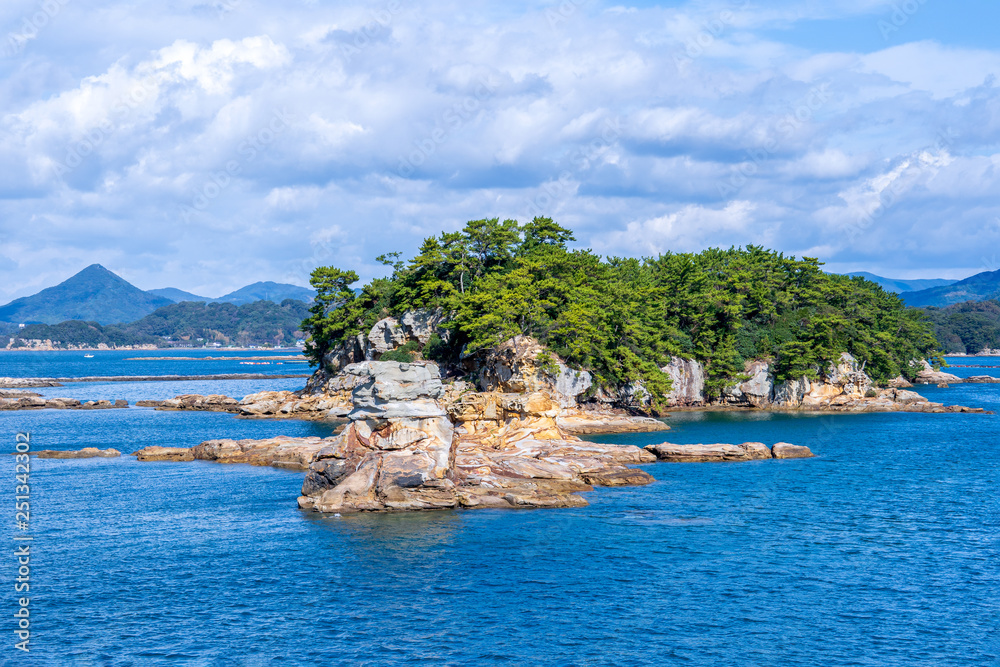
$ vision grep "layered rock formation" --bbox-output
[645,441,813,462]
[297,361,655,513]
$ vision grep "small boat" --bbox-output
[84,354,95,358]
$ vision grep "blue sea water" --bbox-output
[0,357,998,665]
[0,349,311,380]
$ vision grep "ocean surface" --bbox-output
[1,355,998,665]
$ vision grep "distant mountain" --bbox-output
[148,287,212,303]
[901,270,1000,307]
[846,272,957,294]
[12,299,311,348]
[148,281,313,306]
[0,265,173,325]
[213,281,315,306]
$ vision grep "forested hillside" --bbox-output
[920,300,1000,354]
[10,299,309,348]
[302,217,939,403]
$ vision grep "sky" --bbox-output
[1,0,1000,301]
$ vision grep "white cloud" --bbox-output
[2,1,1000,302]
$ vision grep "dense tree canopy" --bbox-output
[303,217,941,402]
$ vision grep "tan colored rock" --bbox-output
[772,443,814,459]
[738,442,773,460]
[644,443,752,462]
[556,409,669,435]
[134,446,195,462]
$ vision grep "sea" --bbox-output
[0,350,998,666]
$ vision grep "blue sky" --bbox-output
[1,0,1000,301]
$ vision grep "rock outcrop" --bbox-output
[645,441,812,462]
[0,378,63,388]
[133,437,333,468]
[32,448,122,459]
[0,397,128,411]
[662,357,706,406]
[134,446,195,462]
[966,375,1000,384]
[310,308,452,383]
[913,360,961,385]
[721,359,774,407]
[469,336,593,408]
[137,389,355,420]
[137,394,239,412]
[297,361,655,513]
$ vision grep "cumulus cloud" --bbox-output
[1,0,999,301]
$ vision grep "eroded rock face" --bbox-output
[297,361,654,513]
[722,359,774,407]
[471,336,592,408]
[662,357,705,406]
